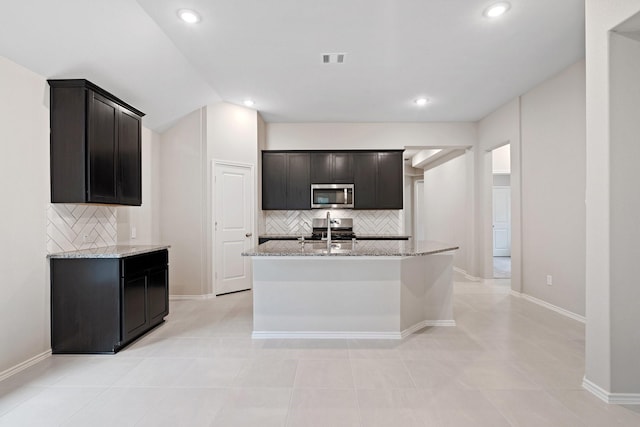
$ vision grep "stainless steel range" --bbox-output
[310,217,355,240]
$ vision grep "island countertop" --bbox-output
[48,244,170,259]
[242,240,457,257]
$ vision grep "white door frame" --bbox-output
[211,160,255,296]
[483,142,521,292]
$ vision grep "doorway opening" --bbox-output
[491,144,511,278]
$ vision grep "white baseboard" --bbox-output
[252,320,456,340]
[0,349,52,382]
[169,293,216,301]
[583,377,640,405]
[510,290,585,323]
[453,267,481,282]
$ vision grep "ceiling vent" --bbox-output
[322,53,346,64]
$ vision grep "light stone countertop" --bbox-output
[242,240,457,257]
[48,244,170,259]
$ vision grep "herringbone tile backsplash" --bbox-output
[264,210,402,235]
[47,204,117,253]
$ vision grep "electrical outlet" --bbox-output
[546,275,553,286]
[131,226,137,239]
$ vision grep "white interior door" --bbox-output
[492,186,511,257]
[214,162,253,295]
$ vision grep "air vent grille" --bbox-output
[322,53,346,64]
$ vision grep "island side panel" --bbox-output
[400,254,455,332]
[252,257,402,338]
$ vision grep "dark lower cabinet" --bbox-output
[50,249,169,354]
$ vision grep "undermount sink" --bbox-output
[306,242,354,254]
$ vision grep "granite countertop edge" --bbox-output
[48,244,171,259]
[243,240,458,257]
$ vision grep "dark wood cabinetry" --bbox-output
[353,151,403,209]
[50,249,169,354]
[311,152,353,183]
[48,79,144,206]
[263,149,402,210]
[376,151,404,209]
[262,152,310,210]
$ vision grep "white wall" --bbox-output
[492,144,511,174]
[159,108,207,296]
[117,126,161,245]
[585,0,640,397]
[266,122,476,150]
[520,60,586,317]
[0,56,50,374]
[423,152,472,272]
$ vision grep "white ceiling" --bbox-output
[0,0,585,131]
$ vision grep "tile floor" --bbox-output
[1,274,640,426]
[493,256,511,279]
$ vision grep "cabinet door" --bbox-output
[333,153,353,183]
[353,153,378,209]
[262,152,287,209]
[310,153,332,183]
[148,266,168,326]
[121,273,148,343]
[287,153,311,209]
[117,109,142,205]
[377,152,404,209]
[88,93,118,203]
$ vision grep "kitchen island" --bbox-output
[243,240,458,339]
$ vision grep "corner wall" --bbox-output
[584,0,640,398]
[159,108,207,296]
[0,56,50,374]
[520,60,586,316]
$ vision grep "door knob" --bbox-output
[245,233,253,237]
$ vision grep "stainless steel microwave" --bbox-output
[311,184,354,209]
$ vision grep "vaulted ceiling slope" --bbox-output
[1,0,584,131]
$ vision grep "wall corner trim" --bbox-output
[510,290,586,323]
[583,377,640,405]
[0,350,52,382]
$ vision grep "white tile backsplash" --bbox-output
[47,204,117,253]
[263,210,402,235]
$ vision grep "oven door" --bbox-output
[311,184,354,208]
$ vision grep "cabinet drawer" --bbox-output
[121,250,168,278]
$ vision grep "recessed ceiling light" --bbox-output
[243,99,255,107]
[414,97,430,107]
[177,9,201,24]
[484,2,511,18]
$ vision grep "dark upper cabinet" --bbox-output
[263,150,402,210]
[48,79,144,206]
[376,151,404,209]
[354,151,403,210]
[262,153,287,209]
[353,152,378,209]
[262,151,310,210]
[287,153,311,209]
[311,152,353,183]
